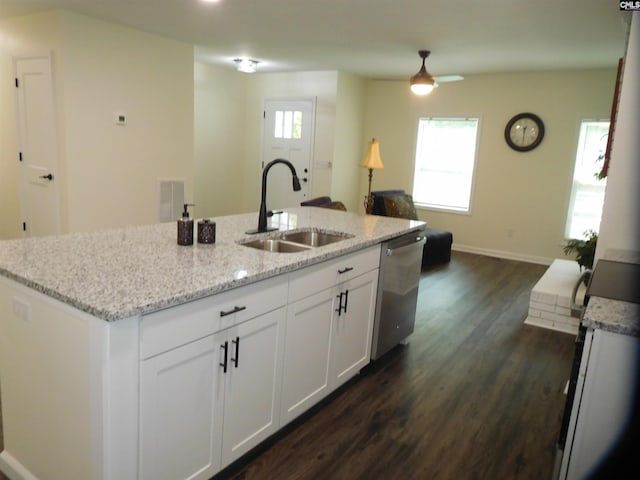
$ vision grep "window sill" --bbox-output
[414,204,472,216]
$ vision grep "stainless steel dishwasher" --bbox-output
[371,229,426,360]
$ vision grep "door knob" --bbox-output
[39,173,54,181]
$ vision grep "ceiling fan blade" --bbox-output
[433,74,464,83]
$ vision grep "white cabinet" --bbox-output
[331,269,378,389]
[281,246,380,425]
[560,328,640,480]
[139,336,220,480]
[216,307,285,468]
[139,246,381,478]
[280,289,335,424]
[139,275,287,480]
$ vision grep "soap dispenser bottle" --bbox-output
[177,203,195,246]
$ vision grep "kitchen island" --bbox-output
[0,207,424,480]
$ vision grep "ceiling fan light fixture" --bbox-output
[410,50,435,95]
[410,72,435,95]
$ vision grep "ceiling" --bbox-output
[0,0,631,80]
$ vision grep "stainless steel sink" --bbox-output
[279,229,353,247]
[239,228,352,253]
[240,238,312,253]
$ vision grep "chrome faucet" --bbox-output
[247,159,301,234]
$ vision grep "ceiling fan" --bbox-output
[410,50,463,95]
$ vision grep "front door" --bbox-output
[14,54,60,237]
[262,98,315,210]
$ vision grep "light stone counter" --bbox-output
[581,249,640,337]
[582,296,640,337]
[0,207,424,321]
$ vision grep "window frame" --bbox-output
[411,115,482,215]
[564,117,609,240]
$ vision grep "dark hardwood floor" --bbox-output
[218,252,575,480]
[0,252,576,480]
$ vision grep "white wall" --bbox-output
[0,11,194,237]
[0,11,64,239]
[362,69,617,263]
[2,9,627,266]
[241,71,339,213]
[194,62,247,218]
[333,72,367,212]
[193,69,367,215]
[596,13,639,260]
[60,12,194,232]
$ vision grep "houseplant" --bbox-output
[563,229,598,275]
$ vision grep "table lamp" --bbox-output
[361,138,384,214]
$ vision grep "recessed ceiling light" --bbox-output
[234,58,259,73]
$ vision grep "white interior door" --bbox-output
[15,54,60,237]
[262,98,315,210]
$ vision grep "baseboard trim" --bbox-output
[452,243,554,266]
[0,450,39,480]
[524,316,578,336]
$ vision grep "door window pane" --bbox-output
[274,110,302,139]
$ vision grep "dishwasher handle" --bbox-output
[385,233,426,256]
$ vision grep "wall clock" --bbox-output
[504,113,545,152]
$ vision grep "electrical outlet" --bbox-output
[12,297,31,321]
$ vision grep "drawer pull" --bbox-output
[232,337,240,368]
[338,267,354,274]
[220,341,229,373]
[220,305,247,317]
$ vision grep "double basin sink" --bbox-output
[240,229,353,253]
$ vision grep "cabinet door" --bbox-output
[219,307,286,467]
[563,330,640,480]
[139,336,219,480]
[332,269,378,389]
[280,289,335,425]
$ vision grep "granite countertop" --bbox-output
[0,208,424,322]
[581,249,640,337]
[582,296,639,337]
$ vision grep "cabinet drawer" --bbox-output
[288,245,380,302]
[216,275,288,329]
[140,275,288,359]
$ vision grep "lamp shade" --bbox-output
[361,138,384,169]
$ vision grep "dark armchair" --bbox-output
[301,196,347,211]
[371,190,453,269]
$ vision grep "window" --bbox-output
[274,110,302,139]
[412,117,480,212]
[565,120,609,239]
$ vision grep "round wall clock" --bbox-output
[504,113,545,152]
